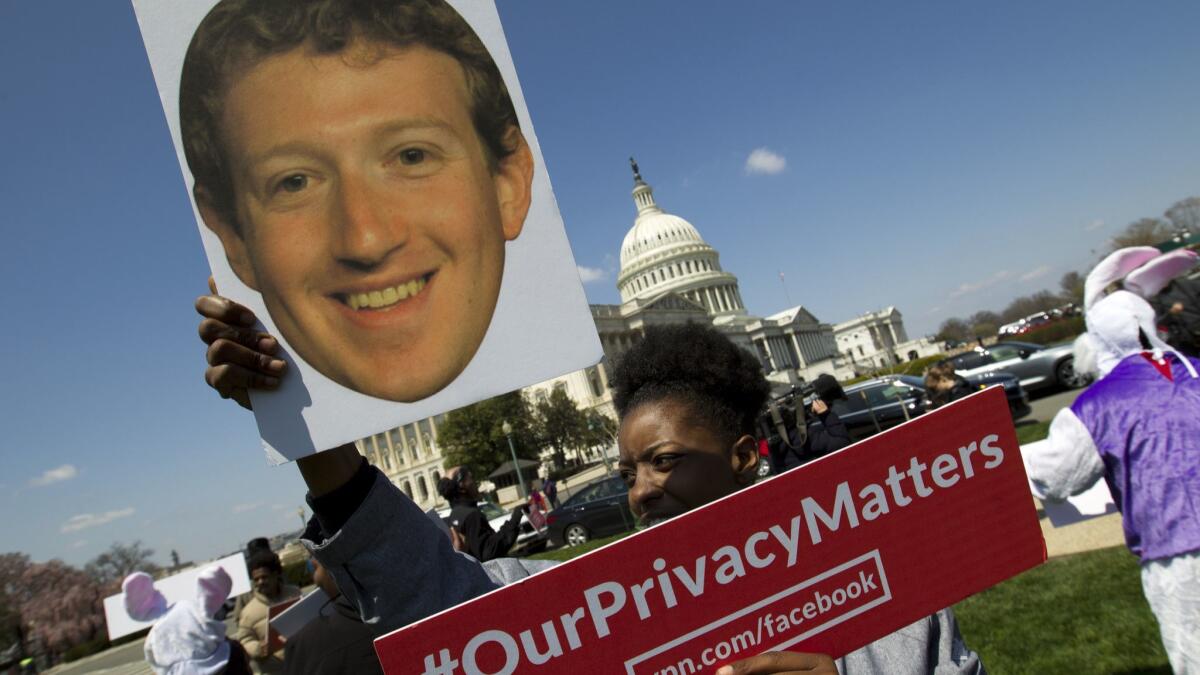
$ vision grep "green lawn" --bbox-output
[954,546,1169,674]
[1015,420,1050,444]
[527,531,634,561]
[534,538,1168,673]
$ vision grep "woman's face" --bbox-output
[617,398,759,527]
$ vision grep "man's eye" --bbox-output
[399,148,426,165]
[277,174,308,193]
[619,470,636,487]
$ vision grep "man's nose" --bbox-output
[330,171,408,269]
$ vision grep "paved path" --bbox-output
[1021,387,1127,558]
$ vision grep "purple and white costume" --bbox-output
[1023,248,1200,674]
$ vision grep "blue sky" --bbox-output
[1,0,1197,567]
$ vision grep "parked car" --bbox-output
[828,372,1030,442]
[436,501,548,555]
[546,475,634,547]
[946,340,1090,392]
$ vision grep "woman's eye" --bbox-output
[399,148,426,165]
[277,174,308,193]
[652,454,680,469]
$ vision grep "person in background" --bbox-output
[228,537,272,623]
[526,488,548,531]
[770,374,852,473]
[283,558,382,675]
[1151,276,1200,358]
[542,477,559,509]
[236,551,300,674]
[438,466,524,562]
[922,361,974,410]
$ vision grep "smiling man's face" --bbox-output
[200,43,533,402]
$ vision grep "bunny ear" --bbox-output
[1084,247,1161,309]
[1124,249,1199,299]
[122,571,168,622]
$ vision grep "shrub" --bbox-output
[844,353,948,386]
[282,560,313,589]
[1002,316,1085,346]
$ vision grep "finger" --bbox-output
[207,275,218,295]
[198,318,280,355]
[195,293,257,326]
[206,338,287,376]
[205,363,280,399]
[717,651,834,675]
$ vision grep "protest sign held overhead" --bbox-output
[130,0,601,461]
[375,387,1046,674]
[103,553,250,641]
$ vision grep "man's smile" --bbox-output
[338,272,434,311]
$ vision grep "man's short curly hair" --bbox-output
[179,0,521,233]
[611,323,770,445]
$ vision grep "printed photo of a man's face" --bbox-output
[180,0,534,402]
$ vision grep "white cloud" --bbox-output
[30,464,78,487]
[61,508,135,533]
[744,148,787,175]
[71,540,88,549]
[1020,265,1051,282]
[232,502,264,514]
[1085,219,1105,231]
[271,504,288,511]
[926,306,943,315]
[949,270,1012,299]
[577,265,608,284]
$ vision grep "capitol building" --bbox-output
[355,161,941,508]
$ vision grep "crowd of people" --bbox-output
[109,0,1197,670]
[121,242,1200,674]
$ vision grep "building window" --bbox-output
[417,476,429,502]
[402,481,413,500]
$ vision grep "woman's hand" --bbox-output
[196,278,286,409]
[716,651,838,674]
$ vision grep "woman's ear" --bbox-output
[731,434,760,485]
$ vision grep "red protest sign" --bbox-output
[375,387,1046,674]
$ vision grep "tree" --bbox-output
[438,391,541,479]
[966,310,1001,337]
[1000,291,1062,323]
[1109,217,1171,251]
[532,388,590,468]
[85,541,158,589]
[0,553,30,649]
[7,560,104,662]
[935,318,970,343]
[1165,196,1200,232]
[1059,271,1084,305]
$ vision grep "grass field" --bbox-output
[953,546,1169,673]
[532,538,1168,673]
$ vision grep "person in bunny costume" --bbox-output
[125,566,252,675]
[1022,246,1200,674]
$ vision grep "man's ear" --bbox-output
[731,434,760,485]
[493,127,534,242]
[195,185,259,292]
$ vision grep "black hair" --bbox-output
[812,374,845,403]
[247,549,283,575]
[611,323,770,446]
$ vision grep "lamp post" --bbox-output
[588,415,615,477]
[501,420,527,497]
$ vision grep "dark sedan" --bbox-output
[831,372,1030,441]
[546,475,634,547]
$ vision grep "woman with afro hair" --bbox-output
[196,295,984,674]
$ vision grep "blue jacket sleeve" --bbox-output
[302,469,501,636]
